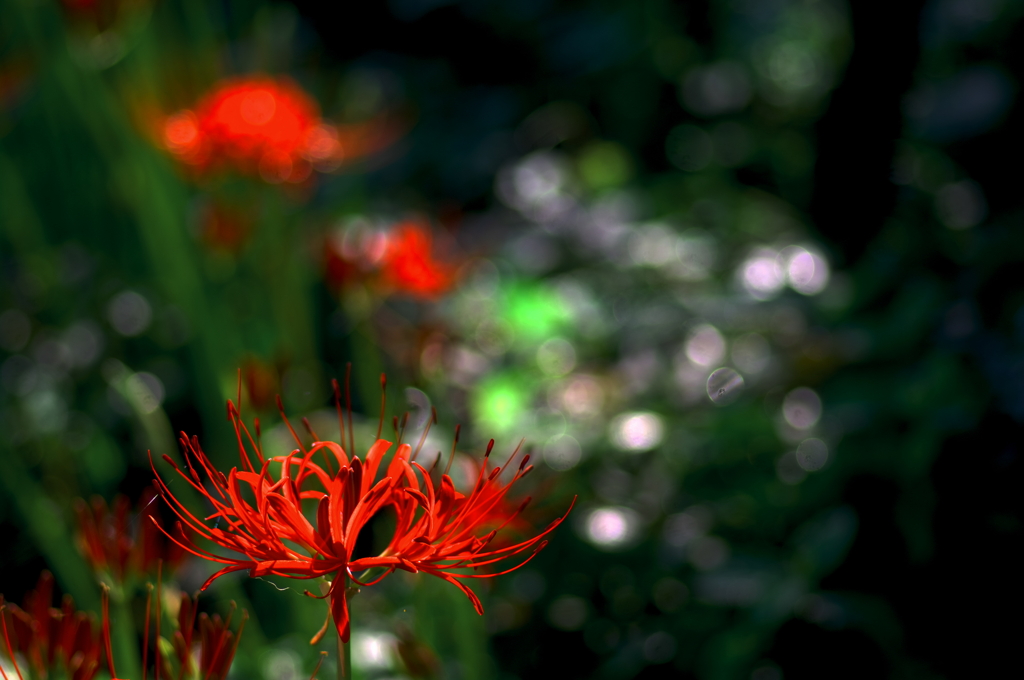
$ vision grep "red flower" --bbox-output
[151,376,572,644]
[378,222,460,300]
[74,487,186,584]
[1,572,103,680]
[161,76,404,184]
[151,388,399,643]
[324,220,461,300]
[163,77,322,182]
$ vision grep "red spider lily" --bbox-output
[150,374,572,644]
[1,572,103,680]
[378,221,461,300]
[74,487,187,584]
[162,77,402,183]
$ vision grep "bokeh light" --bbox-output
[473,375,528,435]
[543,433,583,471]
[107,290,152,337]
[782,387,823,430]
[685,324,726,367]
[707,367,745,405]
[583,506,641,550]
[497,151,575,221]
[629,223,679,268]
[609,412,664,452]
[502,283,571,345]
[552,374,604,418]
[536,337,576,376]
[795,437,829,471]
[351,632,397,671]
[782,246,830,295]
[739,248,786,300]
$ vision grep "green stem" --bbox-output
[337,630,351,680]
[337,573,352,680]
[111,591,142,680]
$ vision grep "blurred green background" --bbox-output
[1,0,1021,679]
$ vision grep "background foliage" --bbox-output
[1,1,1020,679]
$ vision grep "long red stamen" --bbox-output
[0,601,24,680]
[345,363,354,457]
[303,416,334,476]
[277,395,309,454]
[377,373,387,439]
[415,407,437,461]
[443,424,461,475]
[332,379,346,457]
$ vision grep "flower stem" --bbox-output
[337,574,351,680]
[337,631,351,680]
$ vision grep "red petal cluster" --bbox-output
[1,572,102,680]
[325,220,461,300]
[152,382,572,643]
[74,487,186,583]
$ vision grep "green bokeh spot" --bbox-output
[578,141,634,191]
[473,375,530,436]
[501,283,571,345]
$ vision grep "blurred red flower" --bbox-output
[324,220,461,300]
[162,76,403,184]
[74,487,186,584]
[1,572,103,680]
[163,593,245,680]
[163,77,322,182]
[379,222,461,299]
